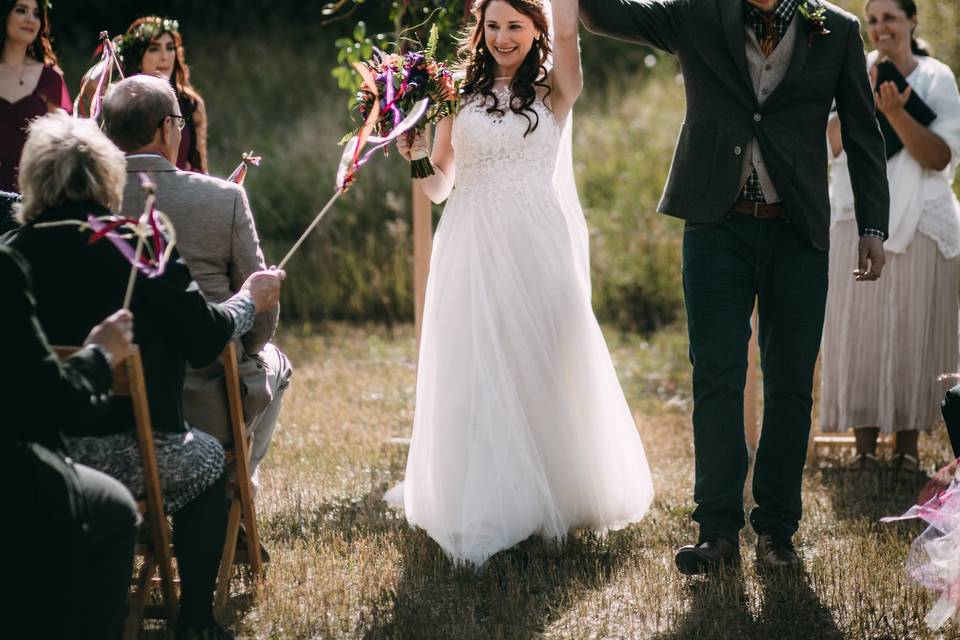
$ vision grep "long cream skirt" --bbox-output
[820,219,960,433]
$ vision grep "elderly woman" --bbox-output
[821,0,960,471]
[4,112,284,640]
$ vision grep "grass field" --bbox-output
[195,324,959,639]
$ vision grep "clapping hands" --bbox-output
[869,64,913,116]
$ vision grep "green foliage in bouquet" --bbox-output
[328,1,464,101]
[340,25,459,179]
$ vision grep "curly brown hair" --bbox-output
[118,16,207,172]
[459,0,552,136]
[1,0,58,66]
[118,17,203,108]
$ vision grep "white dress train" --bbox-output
[388,88,655,566]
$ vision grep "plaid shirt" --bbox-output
[740,0,801,203]
[222,293,257,341]
[744,0,801,44]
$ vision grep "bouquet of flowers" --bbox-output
[349,26,459,178]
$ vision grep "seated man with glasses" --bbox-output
[165,113,188,131]
[101,75,292,503]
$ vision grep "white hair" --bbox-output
[16,112,127,224]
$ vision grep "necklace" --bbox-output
[494,76,513,81]
[3,62,27,85]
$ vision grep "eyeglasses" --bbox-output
[158,114,187,131]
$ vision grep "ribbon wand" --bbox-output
[122,177,156,310]
[277,191,342,270]
[227,151,262,185]
[277,90,428,270]
[74,31,125,119]
[276,98,428,270]
[277,51,431,270]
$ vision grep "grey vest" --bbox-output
[738,18,799,203]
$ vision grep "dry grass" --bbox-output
[202,324,957,639]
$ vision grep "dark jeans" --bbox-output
[11,460,139,640]
[683,214,828,543]
[942,385,960,458]
[174,473,230,629]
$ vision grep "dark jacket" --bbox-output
[580,0,889,250]
[4,201,235,434]
[0,243,113,524]
[0,190,19,235]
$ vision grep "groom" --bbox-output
[581,0,889,572]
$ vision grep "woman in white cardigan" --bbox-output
[821,0,960,471]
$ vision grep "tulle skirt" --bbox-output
[883,460,960,629]
[389,182,655,566]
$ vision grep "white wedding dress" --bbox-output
[388,86,655,566]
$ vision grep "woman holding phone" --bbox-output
[821,0,960,471]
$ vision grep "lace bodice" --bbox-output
[451,87,561,199]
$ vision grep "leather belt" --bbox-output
[730,200,787,220]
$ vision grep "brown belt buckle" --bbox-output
[753,202,762,218]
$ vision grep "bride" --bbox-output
[390,0,654,566]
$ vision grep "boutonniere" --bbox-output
[798,1,831,47]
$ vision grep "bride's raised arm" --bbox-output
[549,0,583,122]
[397,117,456,204]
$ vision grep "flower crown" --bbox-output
[475,0,544,12]
[117,17,180,56]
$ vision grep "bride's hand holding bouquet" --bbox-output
[395,129,430,163]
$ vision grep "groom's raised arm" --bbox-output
[579,0,685,54]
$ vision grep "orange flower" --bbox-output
[439,74,457,102]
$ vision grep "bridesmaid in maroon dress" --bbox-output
[118,17,209,174]
[0,0,71,192]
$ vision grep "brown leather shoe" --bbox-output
[755,534,800,570]
[675,539,740,575]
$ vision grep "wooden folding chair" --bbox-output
[214,341,265,617]
[54,345,178,638]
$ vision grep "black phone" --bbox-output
[872,60,937,159]
[875,59,909,93]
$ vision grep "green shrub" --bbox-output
[576,64,687,332]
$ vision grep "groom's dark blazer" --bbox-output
[580,0,889,250]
